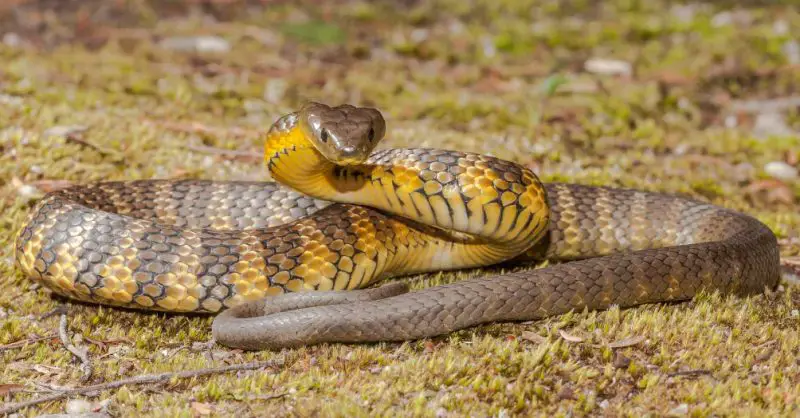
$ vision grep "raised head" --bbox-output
[298,102,386,165]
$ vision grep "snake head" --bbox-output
[299,102,386,165]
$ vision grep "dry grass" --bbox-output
[1,0,799,416]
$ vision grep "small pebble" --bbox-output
[764,161,798,181]
[44,125,88,138]
[158,36,231,53]
[584,58,632,76]
[557,386,575,400]
[65,399,94,414]
[3,32,21,47]
[668,403,689,415]
[613,352,631,369]
[783,40,800,64]
[752,112,796,139]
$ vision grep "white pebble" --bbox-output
[764,161,798,181]
[159,36,230,53]
[668,403,689,415]
[584,58,632,76]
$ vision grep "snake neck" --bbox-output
[264,127,374,201]
[266,127,548,255]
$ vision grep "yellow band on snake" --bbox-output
[15,102,549,312]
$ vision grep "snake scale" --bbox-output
[15,103,780,350]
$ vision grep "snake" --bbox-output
[15,102,781,350]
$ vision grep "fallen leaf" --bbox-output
[559,330,584,343]
[192,401,214,416]
[608,335,646,349]
[557,386,576,400]
[520,331,547,344]
[29,179,75,193]
[744,179,794,206]
[0,383,24,396]
[613,352,631,369]
[32,364,63,375]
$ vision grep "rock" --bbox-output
[158,36,231,53]
[44,125,88,138]
[668,403,689,415]
[752,112,796,139]
[783,40,800,65]
[3,32,22,47]
[584,58,632,76]
[613,352,631,369]
[764,161,798,181]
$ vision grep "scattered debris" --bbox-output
[752,113,797,139]
[668,404,690,416]
[613,353,631,369]
[744,179,794,206]
[730,96,800,113]
[158,36,231,53]
[667,369,712,378]
[764,161,798,181]
[520,331,547,344]
[0,360,284,415]
[186,143,262,163]
[782,257,800,285]
[608,335,645,349]
[43,125,88,139]
[783,40,800,65]
[191,402,214,416]
[557,386,575,400]
[0,383,24,397]
[2,32,22,47]
[584,58,632,76]
[58,313,93,383]
[558,330,584,343]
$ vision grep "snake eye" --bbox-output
[368,127,375,142]
[320,129,329,143]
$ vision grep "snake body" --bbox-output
[15,103,781,350]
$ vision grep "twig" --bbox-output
[147,119,259,139]
[667,369,712,378]
[39,305,68,321]
[0,360,283,415]
[0,334,58,353]
[58,313,93,383]
[65,136,110,157]
[186,143,262,163]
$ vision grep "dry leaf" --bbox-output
[559,330,584,343]
[0,383,24,396]
[744,179,794,205]
[32,364,63,375]
[30,179,74,193]
[608,335,646,349]
[192,402,214,416]
[521,331,547,344]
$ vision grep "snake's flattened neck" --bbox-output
[264,127,373,201]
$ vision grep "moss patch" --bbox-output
[1,0,798,416]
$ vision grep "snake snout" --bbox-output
[336,145,366,165]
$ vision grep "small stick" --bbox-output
[0,335,58,353]
[186,143,262,162]
[58,313,93,383]
[0,360,283,415]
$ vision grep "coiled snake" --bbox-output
[15,103,781,350]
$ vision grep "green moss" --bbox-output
[1,0,799,416]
